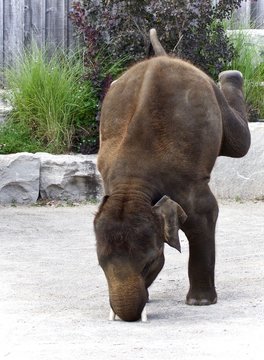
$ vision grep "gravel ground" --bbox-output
[0,201,263,360]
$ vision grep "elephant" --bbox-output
[94,28,251,322]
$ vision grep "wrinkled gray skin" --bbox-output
[94,29,251,321]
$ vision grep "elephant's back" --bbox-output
[98,57,222,184]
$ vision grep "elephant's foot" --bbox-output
[218,70,243,88]
[186,289,217,306]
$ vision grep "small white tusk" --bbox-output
[141,306,147,322]
[109,308,116,321]
[110,79,118,86]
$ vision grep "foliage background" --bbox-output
[70,0,243,79]
[4,0,263,155]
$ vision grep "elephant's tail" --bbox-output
[149,28,167,56]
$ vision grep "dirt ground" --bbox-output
[0,201,263,360]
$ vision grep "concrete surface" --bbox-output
[210,123,264,200]
[0,201,263,360]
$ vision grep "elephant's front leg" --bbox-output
[184,191,218,305]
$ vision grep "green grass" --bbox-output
[0,45,128,154]
[227,30,264,120]
[0,120,45,153]
[0,46,98,154]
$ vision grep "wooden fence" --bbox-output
[235,0,264,28]
[1,0,264,79]
[0,0,74,76]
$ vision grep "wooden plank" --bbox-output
[24,0,31,47]
[65,0,75,50]
[256,0,264,28]
[3,0,25,67]
[46,0,66,48]
[234,1,251,28]
[0,0,4,74]
[56,0,66,46]
[30,0,46,48]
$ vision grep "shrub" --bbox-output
[0,120,45,154]
[70,0,243,80]
[68,0,245,152]
[72,51,127,153]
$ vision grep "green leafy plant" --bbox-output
[70,0,242,80]
[68,0,244,151]
[227,30,264,121]
[0,46,98,154]
[0,119,44,154]
[71,49,127,153]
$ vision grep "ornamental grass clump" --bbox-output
[228,30,264,121]
[0,47,97,154]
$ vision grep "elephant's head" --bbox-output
[94,195,187,321]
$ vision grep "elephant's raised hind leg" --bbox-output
[214,70,251,158]
[183,188,219,305]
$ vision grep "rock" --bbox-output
[36,153,103,202]
[0,153,40,204]
[210,123,264,200]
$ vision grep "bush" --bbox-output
[0,120,45,154]
[0,47,98,154]
[72,51,127,153]
[70,0,242,80]
[1,2,246,155]
[68,0,244,152]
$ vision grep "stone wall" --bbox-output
[0,153,102,204]
[0,123,263,204]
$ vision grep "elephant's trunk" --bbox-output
[108,275,147,322]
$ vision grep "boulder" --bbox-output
[210,123,264,200]
[0,153,40,204]
[36,153,103,201]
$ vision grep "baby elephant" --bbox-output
[94,29,250,321]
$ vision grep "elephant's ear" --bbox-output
[153,196,187,252]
